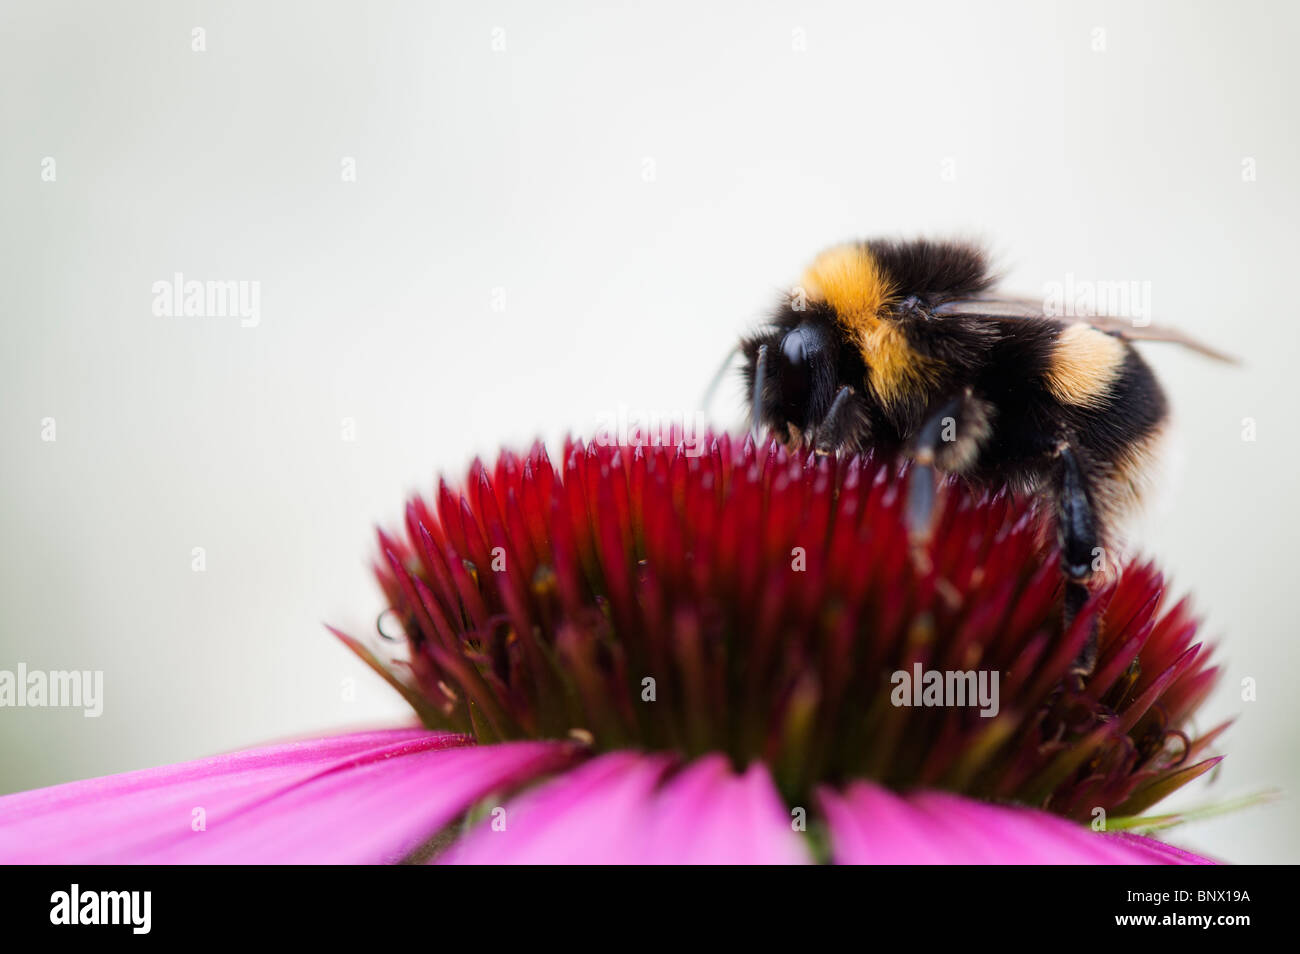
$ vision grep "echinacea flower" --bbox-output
[0,435,1225,864]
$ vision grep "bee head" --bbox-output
[742,310,844,445]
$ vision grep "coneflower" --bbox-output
[0,436,1224,863]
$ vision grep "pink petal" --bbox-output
[0,729,578,864]
[442,752,810,864]
[641,756,809,864]
[0,728,433,862]
[440,751,669,864]
[818,782,1213,864]
[1104,830,1218,864]
[817,781,956,864]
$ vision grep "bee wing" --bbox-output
[932,295,1239,363]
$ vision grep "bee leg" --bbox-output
[905,394,966,542]
[812,385,855,453]
[749,343,769,442]
[1054,442,1100,679]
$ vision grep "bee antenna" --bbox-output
[750,344,769,441]
[700,345,740,417]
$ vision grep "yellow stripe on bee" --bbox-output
[1045,324,1128,408]
[801,244,896,324]
[801,244,938,408]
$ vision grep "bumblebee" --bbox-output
[737,239,1232,673]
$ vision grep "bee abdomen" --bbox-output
[1059,342,1169,530]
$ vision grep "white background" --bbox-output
[2,0,1296,863]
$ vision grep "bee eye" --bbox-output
[778,328,812,424]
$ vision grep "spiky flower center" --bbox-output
[359,435,1222,818]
